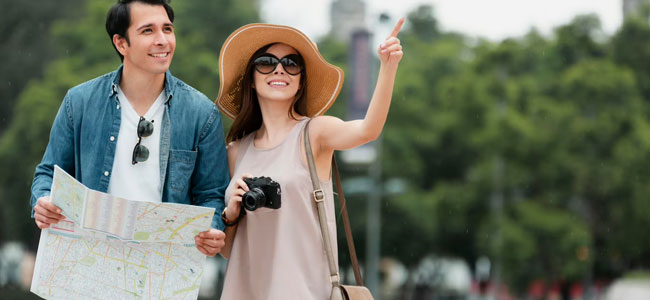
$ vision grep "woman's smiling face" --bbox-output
[252,43,302,104]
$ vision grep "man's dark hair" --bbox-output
[105,0,175,61]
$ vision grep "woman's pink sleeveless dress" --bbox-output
[221,119,337,300]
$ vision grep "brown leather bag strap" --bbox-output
[332,157,364,286]
[303,120,364,286]
[304,120,341,287]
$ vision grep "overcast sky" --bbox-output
[260,0,623,42]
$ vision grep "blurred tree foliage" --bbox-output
[0,0,84,134]
[2,0,650,296]
[379,6,650,293]
[0,0,116,248]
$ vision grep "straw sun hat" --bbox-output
[216,23,344,119]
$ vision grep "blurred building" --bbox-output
[408,256,472,299]
[0,242,33,290]
[330,0,367,42]
[605,278,650,300]
[623,0,650,19]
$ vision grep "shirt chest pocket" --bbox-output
[168,149,198,194]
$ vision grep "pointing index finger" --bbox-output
[388,17,405,39]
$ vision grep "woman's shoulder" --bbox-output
[306,115,344,134]
[311,114,342,122]
[226,140,242,176]
[226,140,242,157]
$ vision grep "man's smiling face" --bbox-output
[119,2,176,76]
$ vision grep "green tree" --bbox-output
[406,5,439,42]
[479,202,591,293]
[379,10,650,295]
[171,0,258,98]
[0,0,84,134]
[612,17,650,101]
[553,14,606,67]
[0,1,116,245]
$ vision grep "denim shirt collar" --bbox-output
[109,65,175,105]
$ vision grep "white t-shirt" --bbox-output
[107,87,165,203]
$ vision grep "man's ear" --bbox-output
[113,34,129,57]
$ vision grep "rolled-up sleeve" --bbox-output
[31,91,76,216]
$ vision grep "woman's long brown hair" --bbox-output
[226,43,308,143]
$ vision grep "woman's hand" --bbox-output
[219,173,252,259]
[378,17,405,67]
[225,173,252,222]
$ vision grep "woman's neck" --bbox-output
[257,95,299,132]
[255,102,304,147]
[257,114,301,141]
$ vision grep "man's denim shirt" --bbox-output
[31,66,229,230]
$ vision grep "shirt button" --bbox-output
[110,136,115,141]
[104,171,109,176]
[116,104,120,110]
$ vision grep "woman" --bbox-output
[215,20,403,299]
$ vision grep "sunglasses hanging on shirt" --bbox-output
[132,116,154,165]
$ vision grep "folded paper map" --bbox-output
[31,165,215,300]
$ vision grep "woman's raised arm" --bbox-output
[312,17,404,152]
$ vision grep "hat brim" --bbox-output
[216,23,344,119]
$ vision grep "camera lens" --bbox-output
[242,187,266,211]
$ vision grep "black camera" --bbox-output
[242,176,281,211]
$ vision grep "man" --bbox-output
[30,0,228,257]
